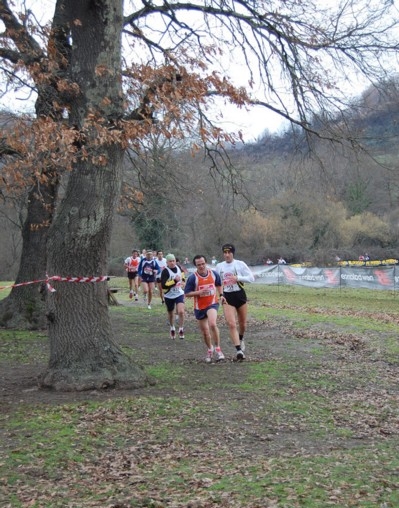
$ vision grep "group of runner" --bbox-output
[124,244,255,362]
[124,249,175,309]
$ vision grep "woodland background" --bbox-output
[1,78,399,280]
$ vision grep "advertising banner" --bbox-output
[340,266,394,291]
[252,265,340,288]
[280,266,341,288]
[252,265,281,285]
[250,265,398,291]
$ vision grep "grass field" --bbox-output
[1,281,399,507]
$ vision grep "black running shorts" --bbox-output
[223,289,247,309]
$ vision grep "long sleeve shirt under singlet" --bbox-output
[215,259,255,293]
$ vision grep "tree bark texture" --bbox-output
[0,177,58,329]
[40,0,151,391]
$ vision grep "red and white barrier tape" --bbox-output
[0,275,110,293]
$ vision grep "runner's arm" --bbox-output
[161,268,178,289]
[184,274,196,297]
[237,261,255,283]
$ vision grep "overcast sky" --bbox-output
[0,0,387,142]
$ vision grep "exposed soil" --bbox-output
[0,309,287,404]
[2,295,399,460]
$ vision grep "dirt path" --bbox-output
[0,310,282,405]
[2,298,399,460]
[0,299,313,403]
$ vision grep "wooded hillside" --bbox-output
[2,80,399,277]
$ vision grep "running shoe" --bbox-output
[170,327,176,339]
[240,339,245,352]
[205,349,213,363]
[129,291,133,299]
[215,347,225,361]
[179,328,185,340]
[147,305,151,310]
[236,350,246,361]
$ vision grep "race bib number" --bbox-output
[222,272,237,291]
[199,283,215,296]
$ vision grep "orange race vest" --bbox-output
[127,257,140,272]
[193,270,218,310]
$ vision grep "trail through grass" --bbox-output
[1,283,399,507]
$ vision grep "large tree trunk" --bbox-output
[0,0,69,329]
[39,0,151,391]
[40,155,151,391]
[0,177,58,329]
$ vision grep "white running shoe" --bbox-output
[215,347,225,361]
[240,339,245,352]
[147,305,151,310]
[205,349,213,363]
[170,327,176,339]
[236,350,245,361]
[179,328,185,340]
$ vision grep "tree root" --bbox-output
[38,363,155,392]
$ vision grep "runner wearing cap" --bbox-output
[161,253,186,339]
[216,243,254,360]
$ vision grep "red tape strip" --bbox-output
[0,275,110,292]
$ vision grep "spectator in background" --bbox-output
[277,256,287,264]
[266,258,273,265]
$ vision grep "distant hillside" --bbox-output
[240,81,399,158]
